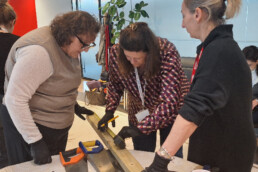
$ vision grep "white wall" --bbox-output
[100,0,258,57]
[35,0,72,27]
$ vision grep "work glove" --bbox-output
[142,153,170,172]
[97,110,115,131]
[113,126,142,149]
[74,102,94,120]
[117,126,142,139]
[30,139,52,165]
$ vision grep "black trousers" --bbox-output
[0,95,9,169]
[0,104,71,165]
[131,123,183,158]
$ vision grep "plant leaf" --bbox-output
[108,5,117,17]
[134,12,141,21]
[140,1,144,7]
[116,0,124,5]
[129,10,134,19]
[120,11,124,18]
[111,29,116,34]
[117,19,125,30]
[140,10,149,18]
[142,2,148,7]
[114,32,120,37]
[111,36,116,44]
[120,18,125,25]
[113,16,119,21]
[111,0,116,4]
[102,2,110,14]
[117,2,126,8]
[135,3,141,11]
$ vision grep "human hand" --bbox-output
[142,153,171,172]
[30,139,52,165]
[97,110,115,131]
[252,99,258,110]
[74,102,94,120]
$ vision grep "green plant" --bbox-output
[102,0,149,44]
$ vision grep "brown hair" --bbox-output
[184,0,241,25]
[0,0,16,28]
[242,46,258,75]
[50,11,100,47]
[118,22,161,79]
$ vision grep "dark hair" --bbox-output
[50,11,100,47]
[0,0,16,28]
[242,45,258,75]
[118,22,161,79]
[184,0,241,25]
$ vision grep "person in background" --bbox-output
[0,11,100,165]
[0,0,19,168]
[243,45,258,126]
[144,0,256,171]
[98,22,189,157]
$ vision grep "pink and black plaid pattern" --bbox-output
[106,38,190,134]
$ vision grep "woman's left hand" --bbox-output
[252,99,258,110]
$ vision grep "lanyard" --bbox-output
[134,67,146,107]
[191,47,204,83]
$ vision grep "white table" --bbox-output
[0,150,201,172]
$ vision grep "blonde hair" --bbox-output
[184,0,241,25]
[0,0,16,27]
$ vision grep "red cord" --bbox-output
[105,25,110,71]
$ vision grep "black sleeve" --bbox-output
[179,44,232,126]
[253,83,258,100]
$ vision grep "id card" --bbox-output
[136,109,149,122]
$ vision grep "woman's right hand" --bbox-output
[97,110,115,131]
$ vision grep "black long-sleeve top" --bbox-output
[0,33,19,95]
[179,25,256,171]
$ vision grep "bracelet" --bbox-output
[159,147,175,161]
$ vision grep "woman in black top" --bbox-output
[0,0,19,168]
[0,0,19,101]
[144,0,256,171]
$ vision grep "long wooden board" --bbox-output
[87,114,144,172]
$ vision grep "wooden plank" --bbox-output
[87,114,144,172]
[87,149,120,172]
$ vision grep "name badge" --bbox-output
[136,109,149,122]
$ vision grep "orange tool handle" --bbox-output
[59,147,84,166]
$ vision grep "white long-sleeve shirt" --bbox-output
[4,45,53,144]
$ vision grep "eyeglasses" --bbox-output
[75,35,96,49]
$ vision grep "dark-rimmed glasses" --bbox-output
[75,35,96,49]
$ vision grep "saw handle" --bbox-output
[59,147,84,166]
[79,140,104,154]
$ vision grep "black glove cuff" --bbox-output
[155,152,171,163]
[105,110,114,116]
[149,153,170,170]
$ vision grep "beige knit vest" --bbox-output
[4,26,81,129]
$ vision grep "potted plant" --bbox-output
[102,0,149,44]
